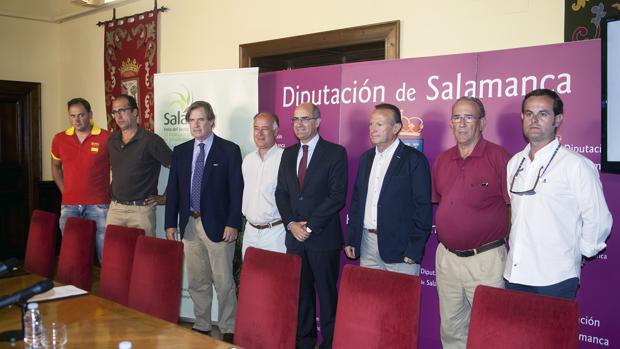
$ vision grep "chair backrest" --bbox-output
[467,285,579,349]
[24,210,58,279]
[333,264,422,349]
[99,224,145,305]
[234,247,302,349]
[127,236,184,323]
[55,217,96,291]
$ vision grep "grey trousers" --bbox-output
[360,228,421,276]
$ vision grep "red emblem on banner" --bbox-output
[104,11,158,131]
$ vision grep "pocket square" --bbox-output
[213,163,219,167]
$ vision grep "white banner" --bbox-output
[154,68,258,320]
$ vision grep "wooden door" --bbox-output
[0,80,41,260]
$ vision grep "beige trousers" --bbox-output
[105,201,157,237]
[183,217,237,334]
[435,242,506,349]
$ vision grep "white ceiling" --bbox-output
[0,0,132,23]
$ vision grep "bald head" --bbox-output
[293,103,321,143]
[295,103,320,119]
[254,111,279,129]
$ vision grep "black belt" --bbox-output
[366,228,377,234]
[114,199,149,206]
[190,211,201,219]
[249,220,283,230]
[447,239,504,257]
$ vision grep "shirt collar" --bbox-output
[256,143,280,161]
[375,138,400,158]
[64,125,102,136]
[450,137,487,160]
[300,133,320,150]
[522,138,560,162]
[194,132,214,148]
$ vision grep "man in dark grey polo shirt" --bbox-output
[106,94,172,236]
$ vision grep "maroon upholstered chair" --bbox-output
[467,285,579,349]
[234,247,302,349]
[127,236,184,323]
[23,210,59,279]
[55,217,96,291]
[333,264,422,349]
[98,224,145,305]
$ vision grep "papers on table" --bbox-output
[29,285,88,302]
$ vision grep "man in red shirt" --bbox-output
[51,98,111,263]
[432,97,510,349]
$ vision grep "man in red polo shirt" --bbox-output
[51,97,111,263]
[432,97,510,349]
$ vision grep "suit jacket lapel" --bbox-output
[301,138,326,193]
[359,150,375,207]
[201,135,219,191]
[183,141,194,189]
[290,143,301,192]
[379,141,405,199]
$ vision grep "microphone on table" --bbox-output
[0,279,54,309]
[0,258,18,275]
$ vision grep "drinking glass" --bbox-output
[42,322,67,349]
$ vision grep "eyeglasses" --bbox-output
[450,115,481,124]
[110,107,135,117]
[291,116,319,124]
[509,144,561,196]
[509,161,542,195]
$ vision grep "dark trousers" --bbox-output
[505,277,580,299]
[288,246,340,349]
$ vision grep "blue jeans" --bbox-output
[60,204,109,263]
[504,277,580,299]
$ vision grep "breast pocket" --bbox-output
[466,177,496,208]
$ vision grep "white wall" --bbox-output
[0,0,564,179]
[0,16,61,171]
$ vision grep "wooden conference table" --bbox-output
[0,273,239,349]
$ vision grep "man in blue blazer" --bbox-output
[165,101,243,343]
[345,103,432,275]
[275,103,347,349]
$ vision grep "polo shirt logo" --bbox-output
[91,141,100,153]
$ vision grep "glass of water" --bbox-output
[42,322,67,348]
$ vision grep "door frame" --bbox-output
[239,21,400,68]
[0,80,42,219]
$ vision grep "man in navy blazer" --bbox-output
[345,103,432,275]
[275,103,347,349]
[165,101,242,343]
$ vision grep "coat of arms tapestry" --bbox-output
[104,10,158,131]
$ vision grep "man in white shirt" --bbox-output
[505,89,612,299]
[241,112,285,257]
[345,103,432,276]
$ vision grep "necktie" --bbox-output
[298,145,309,188]
[191,143,205,211]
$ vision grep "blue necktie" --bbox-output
[191,143,205,211]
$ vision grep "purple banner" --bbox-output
[260,39,617,348]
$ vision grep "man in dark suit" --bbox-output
[164,101,243,344]
[275,103,347,349]
[345,103,432,275]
